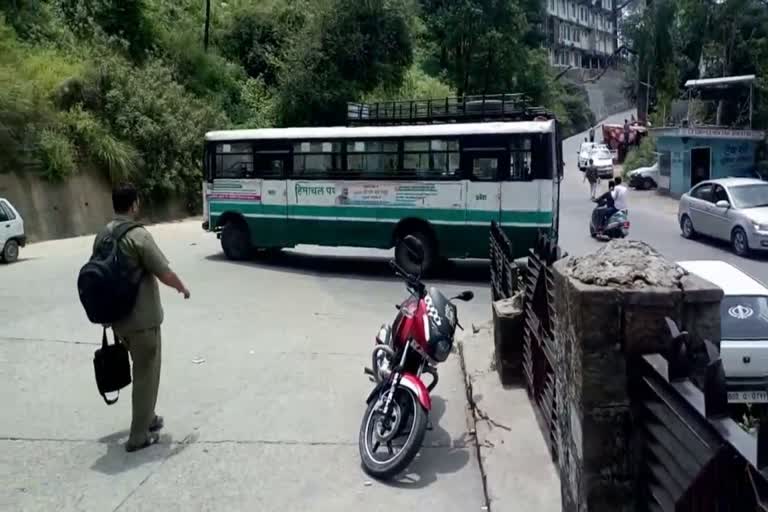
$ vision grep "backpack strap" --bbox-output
[111,221,143,242]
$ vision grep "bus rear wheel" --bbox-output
[221,222,252,261]
[395,230,435,275]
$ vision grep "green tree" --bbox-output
[276,0,413,126]
[218,1,306,85]
[418,0,530,97]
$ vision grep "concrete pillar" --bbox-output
[552,240,722,512]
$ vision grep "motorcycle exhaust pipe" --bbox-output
[371,345,395,383]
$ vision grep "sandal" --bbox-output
[149,415,164,433]
[125,432,159,453]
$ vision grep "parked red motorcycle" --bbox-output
[359,236,473,479]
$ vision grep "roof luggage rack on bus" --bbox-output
[346,94,553,126]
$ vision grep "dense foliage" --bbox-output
[622,0,768,128]
[1,0,592,209]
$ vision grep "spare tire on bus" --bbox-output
[395,230,435,276]
[221,220,252,261]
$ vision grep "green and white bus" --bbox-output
[202,119,561,271]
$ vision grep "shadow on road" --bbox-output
[205,250,490,285]
[679,234,768,263]
[378,395,471,490]
[90,430,196,475]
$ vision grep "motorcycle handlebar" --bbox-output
[389,260,424,293]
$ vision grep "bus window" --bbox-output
[472,157,499,181]
[293,141,342,178]
[530,133,554,180]
[215,142,254,179]
[347,140,398,178]
[403,139,460,180]
[510,136,532,181]
[204,143,215,182]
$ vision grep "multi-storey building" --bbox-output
[545,0,617,69]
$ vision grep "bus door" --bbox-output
[253,142,290,246]
[462,136,506,225]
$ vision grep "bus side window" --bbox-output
[215,142,254,179]
[530,133,554,180]
[509,136,532,181]
[293,141,342,178]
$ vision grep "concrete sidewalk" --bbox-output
[459,323,561,512]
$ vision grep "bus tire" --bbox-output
[395,230,435,275]
[221,221,252,261]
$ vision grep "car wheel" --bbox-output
[2,239,19,263]
[680,215,696,239]
[642,178,654,190]
[732,227,750,257]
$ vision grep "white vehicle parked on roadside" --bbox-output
[628,162,660,190]
[677,260,768,404]
[0,198,26,263]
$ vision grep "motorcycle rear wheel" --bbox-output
[359,386,428,480]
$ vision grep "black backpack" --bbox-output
[78,221,144,325]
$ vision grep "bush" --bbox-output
[89,58,228,207]
[38,128,76,180]
[623,136,657,175]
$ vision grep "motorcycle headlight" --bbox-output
[431,337,453,362]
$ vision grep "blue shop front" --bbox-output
[652,127,765,197]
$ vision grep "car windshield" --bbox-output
[729,184,768,209]
[593,149,611,159]
[721,296,768,340]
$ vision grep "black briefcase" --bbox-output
[93,327,132,405]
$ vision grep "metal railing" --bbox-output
[347,94,551,126]
[489,221,519,302]
[490,222,564,463]
[632,318,768,510]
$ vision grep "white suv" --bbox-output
[0,198,26,263]
[678,260,768,404]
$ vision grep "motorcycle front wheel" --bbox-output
[359,386,428,480]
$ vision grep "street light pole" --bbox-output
[204,0,211,52]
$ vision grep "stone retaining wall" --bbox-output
[552,240,722,511]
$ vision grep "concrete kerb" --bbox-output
[457,322,561,512]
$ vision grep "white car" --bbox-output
[628,162,660,190]
[577,142,596,170]
[678,260,768,404]
[0,198,26,263]
[588,146,615,178]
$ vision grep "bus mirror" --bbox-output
[403,235,425,265]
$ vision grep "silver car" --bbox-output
[678,177,768,256]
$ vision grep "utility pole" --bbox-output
[204,0,211,52]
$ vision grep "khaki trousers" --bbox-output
[117,327,162,445]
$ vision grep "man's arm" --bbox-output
[137,229,190,299]
[157,271,191,299]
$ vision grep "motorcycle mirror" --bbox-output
[403,235,425,265]
[453,291,474,302]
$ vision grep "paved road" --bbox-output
[1,223,492,511]
[559,111,768,283]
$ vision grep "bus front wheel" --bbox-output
[395,231,435,275]
[221,222,252,261]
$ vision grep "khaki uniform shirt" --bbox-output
[93,216,170,333]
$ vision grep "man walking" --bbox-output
[588,126,595,143]
[94,183,190,452]
[584,159,599,199]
